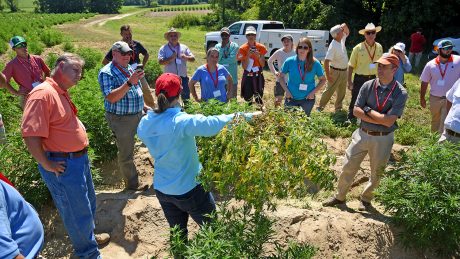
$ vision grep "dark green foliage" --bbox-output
[35,0,123,13]
[5,0,19,12]
[62,41,75,52]
[170,204,317,258]
[376,139,460,255]
[76,47,103,71]
[45,52,59,68]
[144,60,162,85]
[88,0,124,14]
[40,29,63,47]
[169,13,202,28]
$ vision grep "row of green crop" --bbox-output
[0,13,94,55]
[152,5,210,12]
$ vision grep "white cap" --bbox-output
[393,42,405,53]
[245,26,257,35]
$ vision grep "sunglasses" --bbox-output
[118,51,133,56]
[366,31,376,35]
[441,46,453,51]
[221,34,230,38]
[15,43,27,49]
[297,45,309,50]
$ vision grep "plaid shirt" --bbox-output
[98,63,144,115]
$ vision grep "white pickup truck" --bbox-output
[204,20,330,60]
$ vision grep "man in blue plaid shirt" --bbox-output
[98,41,150,191]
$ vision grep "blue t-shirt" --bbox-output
[0,180,44,259]
[191,64,230,102]
[281,56,324,100]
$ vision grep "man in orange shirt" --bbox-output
[237,26,267,106]
[21,53,109,258]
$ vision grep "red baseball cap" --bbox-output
[374,53,400,68]
[155,73,182,98]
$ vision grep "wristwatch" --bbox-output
[363,106,372,115]
[126,80,133,87]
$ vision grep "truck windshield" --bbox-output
[262,24,284,30]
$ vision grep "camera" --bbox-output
[135,64,144,72]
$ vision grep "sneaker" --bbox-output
[358,200,372,211]
[322,197,345,207]
[316,106,323,112]
[95,233,110,245]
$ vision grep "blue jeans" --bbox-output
[38,154,100,259]
[155,184,215,240]
[285,98,315,116]
[181,76,190,102]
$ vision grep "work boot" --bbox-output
[95,233,110,245]
[322,197,345,207]
[358,200,372,211]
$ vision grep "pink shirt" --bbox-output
[420,55,460,97]
[21,77,88,152]
[2,55,50,94]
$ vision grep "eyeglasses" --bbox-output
[297,45,309,50]
[366,31,376,35]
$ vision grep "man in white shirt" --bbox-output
[439,78,460,143]
[317,23,349,112]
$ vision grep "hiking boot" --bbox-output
[95,233,110,245]
[126,183,149,192]
[358,200,372,211]
[322,197,345,207]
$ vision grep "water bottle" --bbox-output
[0,114,6,145]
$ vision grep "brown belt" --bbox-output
[361,128,391,136]
[48,148,88,158]
[446,129,460,138]
[330,66,347,71]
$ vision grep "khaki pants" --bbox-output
[105,112,142,189]
[319,68,347,111]
[140,77,156,108]
[335,128,394,202]
[429,95,447,134]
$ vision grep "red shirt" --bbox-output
[410,32,426,53]
[21,77,88,152]
[2,55,50,94]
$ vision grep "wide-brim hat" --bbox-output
[359,23,382,35]
[164,28,181,40]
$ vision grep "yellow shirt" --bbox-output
[348,41,383,76]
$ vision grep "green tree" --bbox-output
[5,0,19,12]
[88,0,123,13]
[34,0,87,13]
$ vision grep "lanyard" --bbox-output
[297,59,308,83]
[168,43,180,55]
[374,79,397,112]
[205,64,219,88]
[222,42,232,58]
[113,62,132,79]
[62,91,78,115]
[435,56,453,80]
[364,42,376,62]
[17,56,41,82]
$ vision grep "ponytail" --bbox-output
[154,90,179,113]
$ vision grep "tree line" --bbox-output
[208,0,460,50]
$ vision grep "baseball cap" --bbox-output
[281,34,293,41]
[245,26,257,35]
[393,42,406,53]
[155,73,182,98]
[374,53,400,68]
[111,41,132,53]
[437,40,454,49]
[220,27,230,35]
[9,36,27,48]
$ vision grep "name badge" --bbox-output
[437,80,445,86]
[369,63,376,69]
[252,66,259,72]
[213,90,222,97]
[176,58,182,64]
[136,86,143,96]
[299,84,308,91]
[32,81,41,88]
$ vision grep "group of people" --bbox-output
[0,20,459,258]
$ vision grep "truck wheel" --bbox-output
[207,41,217,51]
